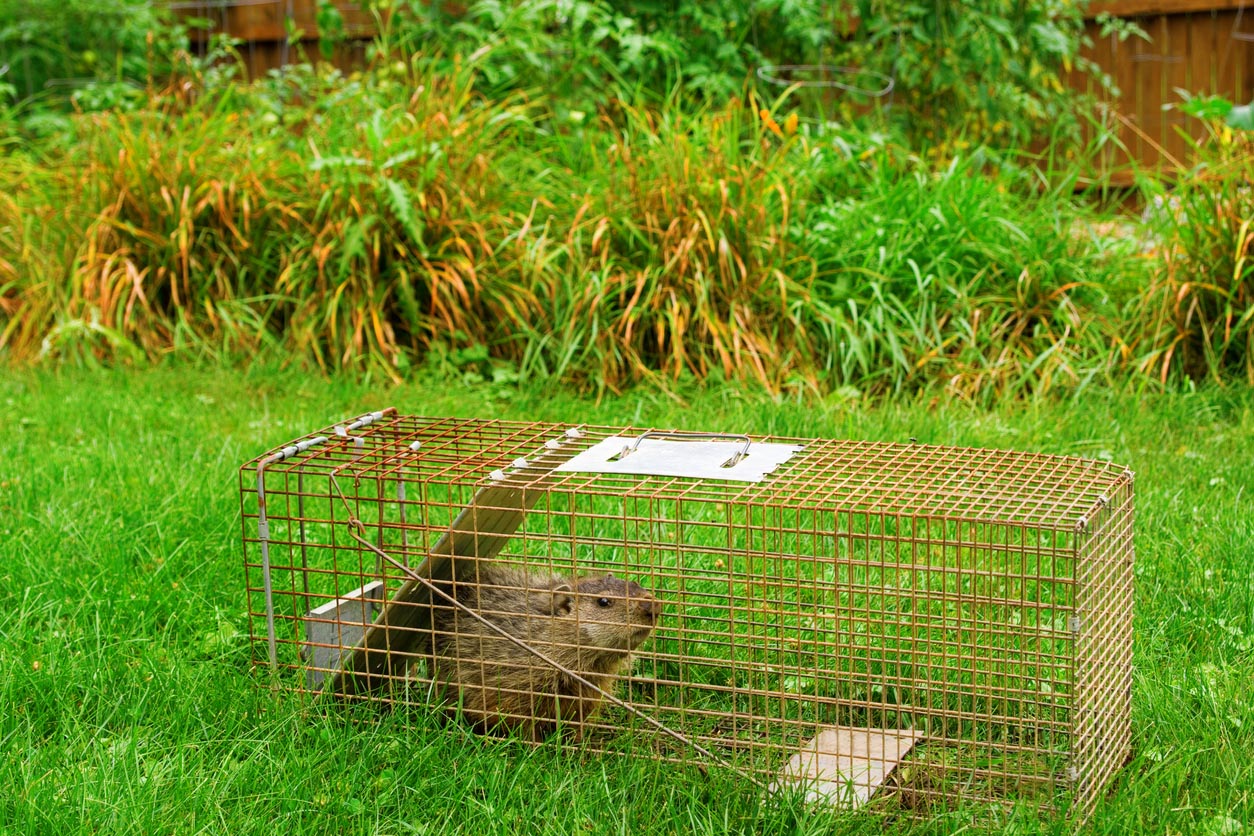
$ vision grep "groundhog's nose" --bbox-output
[638,598,658,620]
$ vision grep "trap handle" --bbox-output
[620,430,752,468]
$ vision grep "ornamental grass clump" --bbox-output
[506,100,821,393]
[1131,132,1254,385]
[7,64,535,374]
[797,150,1136,399]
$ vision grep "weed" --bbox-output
[1132,131,1254,385]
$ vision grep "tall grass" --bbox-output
[507,102,818,393]
[0,61,1198,399]
[797,150,1137,398]
[1131,132,1254,385]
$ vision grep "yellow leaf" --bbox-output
[759,108,783,138]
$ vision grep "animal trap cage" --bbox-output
[239,410,1134,817]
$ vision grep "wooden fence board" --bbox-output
[1090,0,1250,16]
[1189,10,1214,93]
[1165,14,1191,164]
[181,0,375,42]
[1240,13,1254,102]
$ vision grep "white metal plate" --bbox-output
[302,581,385,688]
[554,436,802,483]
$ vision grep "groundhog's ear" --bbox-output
[549,583,573,615]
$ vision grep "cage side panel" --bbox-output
[240,467,262,662]
[813,512,1078,811]
[243,464,367,679]
[1070,475,1135,816]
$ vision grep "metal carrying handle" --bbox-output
[618,430,752,469]
[755,64,895,98]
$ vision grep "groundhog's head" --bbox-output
[550,573,660,651]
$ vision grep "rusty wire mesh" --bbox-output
[239,411,1134,817]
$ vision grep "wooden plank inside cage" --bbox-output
[772,727,926,808]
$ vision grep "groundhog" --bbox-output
[428,564,660,739]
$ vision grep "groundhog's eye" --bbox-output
[597,597,611,608]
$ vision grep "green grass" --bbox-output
[2,366,1252,835]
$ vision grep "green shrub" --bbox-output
[363,0,840,107]
[833,0,1111,154]
[601,0,840,100]
[0,0,188,112]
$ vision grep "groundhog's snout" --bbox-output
[624,580,660,622]
[636,596,659,621]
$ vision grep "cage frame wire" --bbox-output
[240,410,1134,819]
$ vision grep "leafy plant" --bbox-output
[0,0,188,112]
[1131,117,1254,385]
[358,0,659,107]
[316,0,349,61]
[834,0,1120,154]
[603,0,840,100]
[1180,93,1254,132]
[361,0,840,107]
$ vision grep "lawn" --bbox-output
[2,366,1251,835]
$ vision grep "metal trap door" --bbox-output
[240,411,458,688]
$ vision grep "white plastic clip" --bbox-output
[409,440,422,452]
[512,457,530,469]
[489,469,506,481]
[545,439,562,450]
[564,428,584,439]
[335,425,348,437]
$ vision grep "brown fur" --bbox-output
[428,565,660,739]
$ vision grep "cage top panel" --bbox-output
[244,411,1132,530]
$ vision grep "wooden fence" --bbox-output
[1082,0,1254,178]
[173,0,1254,176]
[173,0,376,72]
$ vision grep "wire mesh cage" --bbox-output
[239,410,1133,817]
